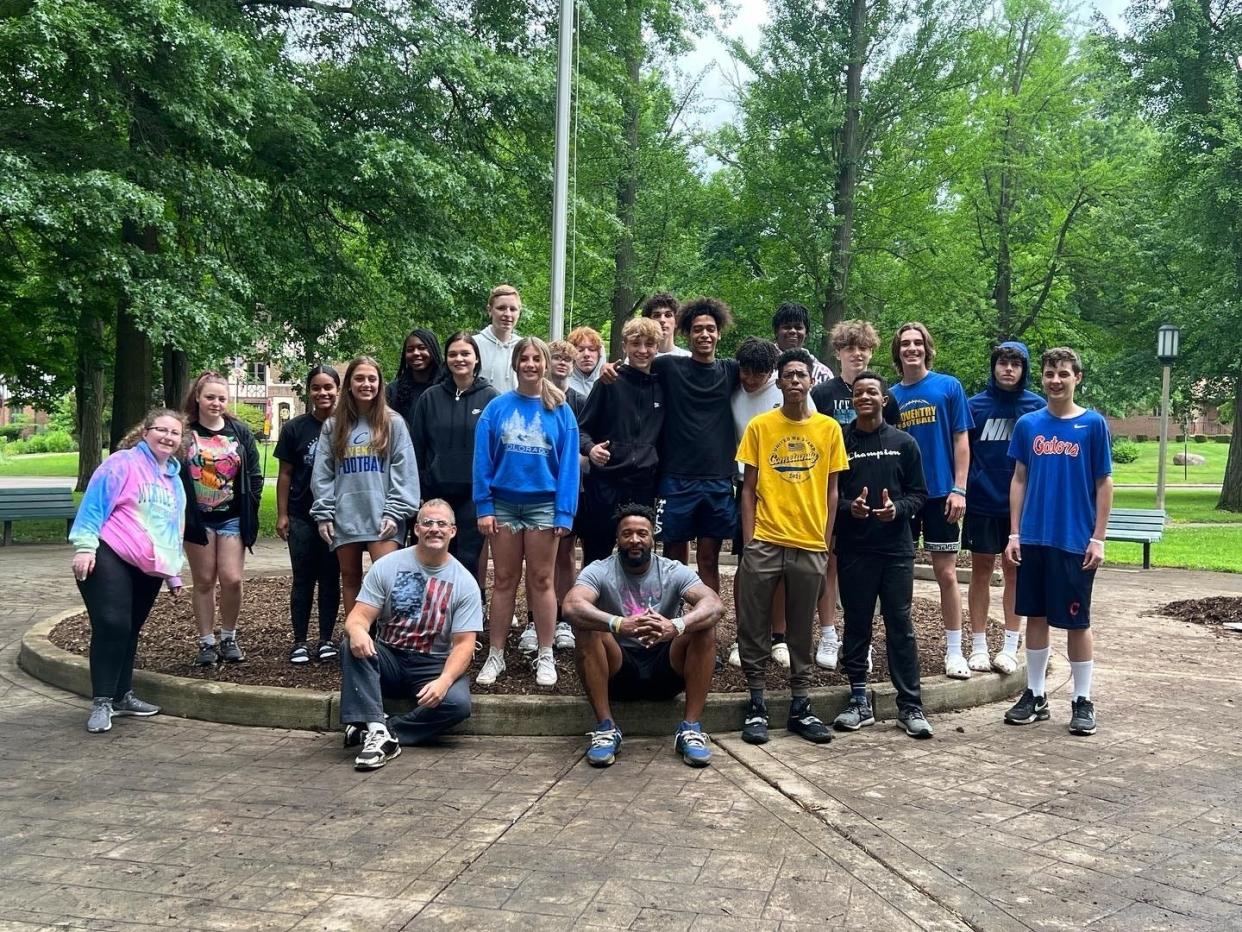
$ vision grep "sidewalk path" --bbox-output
[1,540,1240,929]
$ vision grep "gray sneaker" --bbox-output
[86,698,113,733]
[195,642,219,666]
[897,706,934,739]
[112,691,160,716]
[833,697,876,732]
[219,636,246,663]
[1069,697,1097,736]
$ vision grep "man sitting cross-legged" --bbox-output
[564,504,723,768]
[339,499,483,771]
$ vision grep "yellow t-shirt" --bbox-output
[737,409,849,552]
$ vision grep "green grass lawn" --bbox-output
[1111,440,1229,485]
[1113,488,1237,524]
[0,445,282,479]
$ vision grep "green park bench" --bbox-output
[0,487,77,546]
[1105,507,1165,570]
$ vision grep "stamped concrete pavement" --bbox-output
[0,539,1240,930]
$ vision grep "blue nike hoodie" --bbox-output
[966,341,1046,517]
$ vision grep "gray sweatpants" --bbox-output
[737,539,828,696]
[339,640,471,745]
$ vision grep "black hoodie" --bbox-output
[835,421,928,557]
[577,364,663,486]
[410,376,500,501]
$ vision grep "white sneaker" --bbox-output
[991,651,1019,675]
[518,624,538,655]
[534,649,557,687]
[510,613,522,630]
[945,653,971,679]
[867,646,873,674]
[772,642,791,668]
[554,621,576,650]
[476,650,505,686]
[967,650,992,673]
[815,637,839,671]
[728,643,741,667]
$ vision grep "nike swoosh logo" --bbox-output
[1074,424,1087,429]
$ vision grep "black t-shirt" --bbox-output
[653,354,740,479]
[811,377,901,430]
[274,413,327,520]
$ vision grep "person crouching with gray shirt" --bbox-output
[339,499,484,771]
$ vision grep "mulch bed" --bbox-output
[1154,596,1242,632]
[49,573,1012,695]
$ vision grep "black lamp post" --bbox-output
[1156,324,1181,512]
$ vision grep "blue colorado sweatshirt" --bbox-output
[966,341,1046,517]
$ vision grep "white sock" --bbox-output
[1070,660,1094,700]
[946,629,963,658]
[820,626,838,647]
[365,721,388,735]
[199,633,216,646]
[538,646,553,659]
[1003,630,1020,655]
[1026,646,1051,697]
[971,633,988,656]
[221,629,236,641]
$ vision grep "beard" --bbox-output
[619,544,652,569]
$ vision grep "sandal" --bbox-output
[316,640,339,662]
[289,643,310,665]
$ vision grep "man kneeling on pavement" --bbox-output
[563,504,724,768]
[339,499,482,771]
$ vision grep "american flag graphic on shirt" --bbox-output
[378,570,454,653]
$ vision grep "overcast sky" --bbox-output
[678,0,1132,134]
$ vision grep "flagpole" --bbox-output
[549,0,574,341]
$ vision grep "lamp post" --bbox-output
[1155,323,1180,513]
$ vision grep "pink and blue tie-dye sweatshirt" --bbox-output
[70,441,187,586]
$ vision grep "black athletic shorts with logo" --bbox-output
[609,640,685,701]
[910,497,961,552]
[1015,544,1096,630]
[962,512,1009,555]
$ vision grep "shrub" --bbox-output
[1111,439,1140,464]
[3,438,28,455]
[1113,434,1129,442]
[1174,433,1186,443]
[1193,434,1208,443]
[39,431,77,453]
[1215,434,1232,444]
[0,425,21,442]
[1135,434,1149,443]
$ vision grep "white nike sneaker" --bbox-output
[728,642,741,668]
[816,636,839,671]
[476,650,505,686]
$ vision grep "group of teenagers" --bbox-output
[67,285,1113,775]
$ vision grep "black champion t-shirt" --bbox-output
[653,355,740,479]
[274,413,328,520]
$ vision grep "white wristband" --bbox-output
[672,618,686,637]
[1089,538,1104,546]
[1008,534,1020,540]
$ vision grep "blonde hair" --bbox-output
[118,408,189,458]
[548,339,578,359]
[510,337,566,411]
[567,326,603,350]
[622,317,662,345]
[831,319,880,352]
[487,284,521,310]
[331,356,392,460]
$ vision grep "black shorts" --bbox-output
[962,513,1008,555]
[910,497,961,552]
[609,640,685,702]
[658,476,737,545]
[576,476,657,556]
[1015,544,1096,630]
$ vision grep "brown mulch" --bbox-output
[1154,596,1242,631]
[49,574,1012,695]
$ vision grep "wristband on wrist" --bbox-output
[607,615,621,634]
[672,618,686,637]
[1008,533,1020,540]
[1089,538,1104,546]
[950,486,967,496]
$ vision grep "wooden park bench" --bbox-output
[1105,508,1165,570]
[0,487,77,546]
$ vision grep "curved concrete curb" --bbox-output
[21,612,1026,736]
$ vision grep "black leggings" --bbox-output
[288,514,341,642]
[77,541,163,699]
[443,495,484,582]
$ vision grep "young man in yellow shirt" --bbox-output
[736,348,849,744]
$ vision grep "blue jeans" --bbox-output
[338,640,471,745]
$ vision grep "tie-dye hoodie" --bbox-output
[70,441,187,586]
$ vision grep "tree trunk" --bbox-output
[1218,376,1242,512]
[75,308,106,492]
[608,0,642,360]
[822,0,867,359]
[163,343,189,410]
[110,221,156,450]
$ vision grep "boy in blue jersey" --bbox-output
[1004,348,1112,736]
[888,322,975,679]
[964,342,1045,674]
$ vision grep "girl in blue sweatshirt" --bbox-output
[473,337,579,689]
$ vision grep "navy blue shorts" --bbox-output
[1015,544,1096,630]
[657,476,737,545]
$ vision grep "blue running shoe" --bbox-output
[585,719,622,767]
[674,721,712,768]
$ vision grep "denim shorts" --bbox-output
[202,515,241,537]
[493,498,557,532]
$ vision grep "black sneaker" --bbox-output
[219,636,246,663]
[1004,689,1050,725]
[741,697,769,745]
[1069,697,1097,736]
[355,729,401,771]
[787,700,832,744]
[195,642,219,666]
[343,724,363,749]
